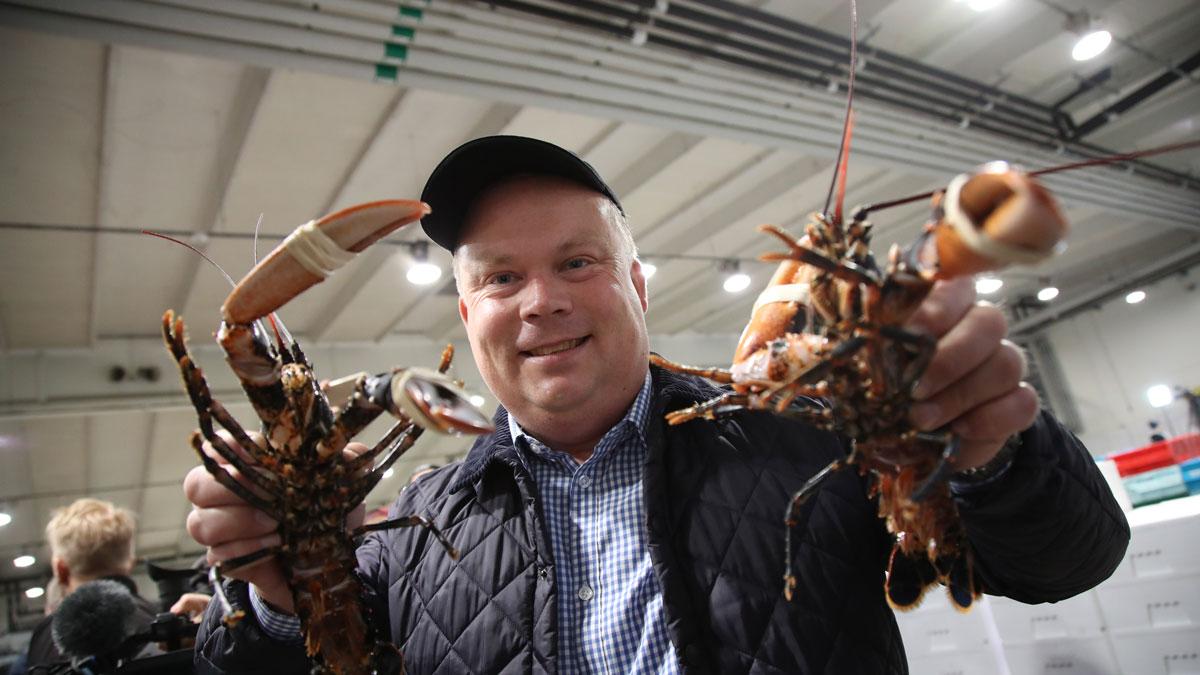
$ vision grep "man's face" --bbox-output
[456,176,649,426]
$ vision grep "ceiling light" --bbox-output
[1146,384,1173,409]
[975,276,1003,295]
[1125,290,1146,304]
[966,0,1003,11]
[383,468,395,480]
[406,242,443,286]
[721,260,751,294]
[641,261,657,279]
[1072,30,1112,61]
[13,555,35,568]
[26,586,45,599]
[1037,286,1060,302]
[0,512,11,527]
[469,394,486,407]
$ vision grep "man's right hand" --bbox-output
[183,431,295,613]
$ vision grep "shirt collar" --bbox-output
[508,369,653,460]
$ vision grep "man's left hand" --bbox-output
[905,277,1039,471]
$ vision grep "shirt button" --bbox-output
[577,584,594,601]
[577,474,592,488]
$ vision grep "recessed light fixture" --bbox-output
[1125,290,1146,304]
[25,586,45,599]
[0,512,11,528]
[1146,384,1173,409]
[1072,29,1112,61]
[975,276,1003,295]
[966,0,1003,11]
[469,394,486,407]
[13,555,35,568]
[1037,286,1060,302]
[406,242,443,286]
[721,261,751,294]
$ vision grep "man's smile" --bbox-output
[521,336,590,358]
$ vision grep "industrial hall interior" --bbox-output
[0,0,1198,673]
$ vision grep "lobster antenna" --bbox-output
[1030,139,1200,177]
[142,230,238,289]
[143,228,293,351]
[821,0,858,224]
[252,213,264,265]
[853,138,1200,219]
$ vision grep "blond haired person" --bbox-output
[24,499,158,669]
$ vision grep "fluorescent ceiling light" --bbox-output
[1072,30,1112,61]
[1125,290,1146,304]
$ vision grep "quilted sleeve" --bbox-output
[952,409,1130,603]
[193,580,311,674]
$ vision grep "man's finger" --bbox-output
[911,342,1025,431]
[904,277,975,339]
[912,305,1009,401]
[206,536,283,568]
[186,504,278,547]
[952,383,1040,442]
[184,462,276,507]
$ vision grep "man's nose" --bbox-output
[520,276,572,320]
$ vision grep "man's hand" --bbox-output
[905,277,1039,471]
[183,432,368,614]
[170,592,212,623]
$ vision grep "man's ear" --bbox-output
[459,296,469,325]
[52,555,70,587]
[631,259,649,313]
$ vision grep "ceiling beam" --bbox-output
[163,66,270,316]
[85,44,111,346]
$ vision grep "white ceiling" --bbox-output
[0,0,1198,587]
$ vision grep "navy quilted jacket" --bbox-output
[195,367,1129,674]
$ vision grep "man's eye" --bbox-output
[490,273,514,285]
[564,258,590,270]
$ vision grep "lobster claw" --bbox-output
[222,200,431,326]
[916,162,1068,280]
[395,368,495,436]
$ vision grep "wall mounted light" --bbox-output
[721,260,751,294]
[406,242,443,286]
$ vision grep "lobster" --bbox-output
[159,200,494,674]
[649,0,1199,613]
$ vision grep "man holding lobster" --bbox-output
[185,136,1129,673]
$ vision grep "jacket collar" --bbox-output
[449,363,723,494]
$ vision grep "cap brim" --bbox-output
[420,136,621,250]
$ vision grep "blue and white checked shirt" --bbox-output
[253,369,679,672]
[509,370,676,674]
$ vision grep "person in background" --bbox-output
[23,499,157,669]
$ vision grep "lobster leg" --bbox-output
[354,515,459,559]
[649,354,735,383]
[207,545,283,627]
[759,224,877,286]
[190,434,281,516]
[347,427,425,505]
[664,392,753,425]
[783,455,850,600]
[345,421,416,474]
[910,433,961,502]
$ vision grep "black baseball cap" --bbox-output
[419,135,624,251]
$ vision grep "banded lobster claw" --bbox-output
[911,162,1069,280]
[222,200,431,325]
